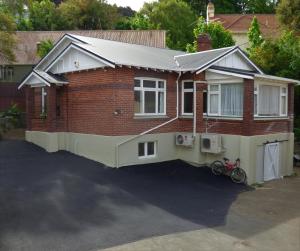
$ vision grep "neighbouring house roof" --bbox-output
[213,14,280,36]
[3,30,166,65]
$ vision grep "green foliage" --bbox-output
[29,0,61,30]
[0,104,22,139]
[186,16,235,52]
[249,31,300,80]
[37,39,54,58]
[58,0,120,30]
[277,0,300,33]
[140,0,197,50]
[0,12,16,62]
[247,16,264,53]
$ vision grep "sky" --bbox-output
[106,0,154,11]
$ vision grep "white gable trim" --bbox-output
[45,43,115,73]
[207,69,254,79]
[196,47,264,75]
[18,72,51,89]
[35,34,86,71]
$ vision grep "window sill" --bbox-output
[134,115,168,119]
[179,115,193,119]
[138,155,157,159]
[203,116,243,121]
[254,116,290,121]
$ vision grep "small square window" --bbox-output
[143,80,156,88]
[158,81,164,88]
[138,142,156,158]
[184,82,193,89]
[210,85,219,92]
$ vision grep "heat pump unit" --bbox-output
[175,133,194,147]
[201,133,222,154]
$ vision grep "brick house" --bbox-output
[0,30,165,112]
[19,33,299,184]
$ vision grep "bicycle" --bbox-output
[211,158,247,184]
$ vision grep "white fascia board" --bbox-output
[45,43,115,73]
[34,34,83,71]
[207,69,254,79]
[254,74,300,85]
[18,72,51,89]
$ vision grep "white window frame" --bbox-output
[181,80,194,115]
[138,141,157,159]
[254,83,288,118]
[134,77,166,116]
[207,82,244,117]
[41,87,47,114]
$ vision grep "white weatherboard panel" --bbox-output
[215,51,254,71]
[205,70,242,82]
[25,74,48,85]
[49,47,107,74]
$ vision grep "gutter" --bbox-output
[115,71,182,168]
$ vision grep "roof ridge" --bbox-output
[174,46,236,58]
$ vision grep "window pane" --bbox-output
[158,92,164,113]
[184,92,193,114]
[134,79,140,87]
[143,80,156,88]
[158,81,165,88]
[147,142,155,156]
[203,91,207,114]
[210,85,219,92]
[184,82,193,89]
[259,85,280,116]
[144,91,156,113]
[254,94,257,115]
[210,94,218,114]
[138,143,145,157]
[134,91,142,113]
[221,84,243,116]
[281,87,287,94]
[281,96,287,115]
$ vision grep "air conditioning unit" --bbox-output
[201,133,222,154]
[175,133,194,147]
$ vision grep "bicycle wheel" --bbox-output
[211,161,224,175]
[230,167,247,184]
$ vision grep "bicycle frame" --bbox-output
[223,158,240,172]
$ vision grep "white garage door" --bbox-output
[264,142,280,181]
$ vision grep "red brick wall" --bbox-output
[28,67,294,136]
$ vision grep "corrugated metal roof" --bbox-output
[174,47,235,72]
[70,34,185,71]
[2,30,166,65]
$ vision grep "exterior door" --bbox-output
[264,142,280,181]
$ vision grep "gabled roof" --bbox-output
[68,34,185,72]
[213,14,280,36]
[2,30,166,65]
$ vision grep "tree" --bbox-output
[37,39,54,58]
[0,12,16,63]
[28,0,61,30]
[247,16,264,53]
[186,16,235,52]
[277,0,300,33]
[58,0,120,30]
[140,0,197,50]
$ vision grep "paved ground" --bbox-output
[0,140,299,251]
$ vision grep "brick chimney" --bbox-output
[197,34,212,52]
[207,0,215,23]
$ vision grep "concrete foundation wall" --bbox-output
[26,131,294,184]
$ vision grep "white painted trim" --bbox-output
[207,69,254,80]
[254,74,300,85]
[45,44,114,73]
[35,34,82,70]
[134,77,167,116]
[18,72,51,89]
[174,46,236,59]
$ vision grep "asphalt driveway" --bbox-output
[0,140,249,251]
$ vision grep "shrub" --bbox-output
[295,128,300,142]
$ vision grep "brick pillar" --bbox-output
[25,86,34,130]
[46,85,57,132]
[243,79,254,136]
[288,83,294,132]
